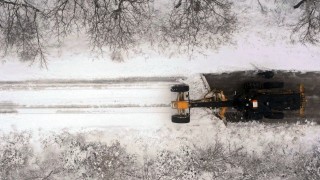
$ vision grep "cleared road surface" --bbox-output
[204,71,320,124]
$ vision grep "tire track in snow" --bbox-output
[0,80,179,130]
[0,80,178,114]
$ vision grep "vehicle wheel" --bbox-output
[264,112,284,119]
[257,71,274,79]
[171,84,189,92]
[244,82,262,90]
[244,112,263,120]
[263,82,284,89]
[172,114,190,123]
[225,112,243,122]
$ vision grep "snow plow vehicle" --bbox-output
[170,81,306,123]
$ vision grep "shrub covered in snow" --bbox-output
[0,131,319,179]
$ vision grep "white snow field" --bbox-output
[0,0,320,179]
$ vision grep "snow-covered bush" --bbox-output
[0,130,318,179]
[41,132,139,179]
[139,145,198,180]
[294,142,320,179]
[0,131,33,179]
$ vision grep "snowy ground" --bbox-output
[1,0,320,179]
[0,80,174,131]
[0,76,319,179]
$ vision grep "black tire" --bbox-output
[171,84,189,92]
[263,82,284,89]
[257,71,274,79]
[264,112,284,119]
[172,114,190,123]
[244,112,263,120]
[225,112,243,122]
[244,82,262,90]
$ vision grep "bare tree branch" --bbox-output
[161,0,237,53]
[46,0,89,41]
[0,0,153,64]
[257,0,266,13]
[42,170,53,180]
[0,0,47,67]
[292,0,320,44]
[175,0,183,8]
[0,0,40,12]
[0,0,237,64]
[87,0,151,54]
[294,0,306,9]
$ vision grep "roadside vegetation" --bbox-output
[1,130,319,179]
[0,0,236,65]
[0,0,319,65]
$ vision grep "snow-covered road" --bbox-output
[1,72,319,132]
[0,79,179,131]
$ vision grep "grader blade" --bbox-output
[300,84,306,117]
